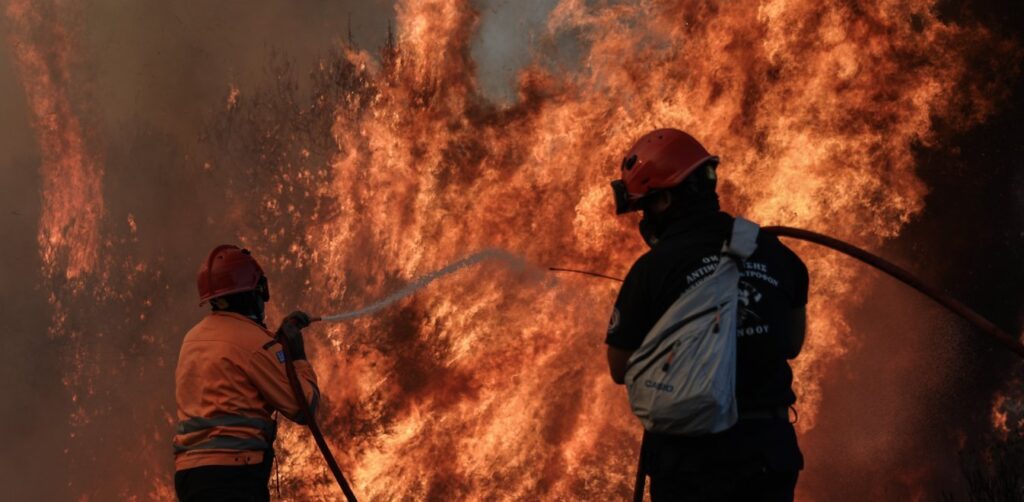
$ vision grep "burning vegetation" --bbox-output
[3,0,1023,500]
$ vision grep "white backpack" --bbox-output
[625,217,759,435]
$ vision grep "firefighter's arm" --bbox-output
[785,306,806,359]
[785,252,809,359]
[246,344,321,424]
[605,258,650,385]
[607,346,634,385]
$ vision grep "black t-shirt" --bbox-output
[606,211,809,412]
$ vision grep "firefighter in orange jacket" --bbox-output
[173,245,320,502]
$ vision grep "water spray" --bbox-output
[280,248,528,501]
[313,249,529,323]
[285,227,1024,500]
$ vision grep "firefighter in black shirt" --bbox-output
[607,129,808,501]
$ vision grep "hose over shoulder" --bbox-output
[762,226,1024,359]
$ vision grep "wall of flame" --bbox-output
[3,0,1020,500]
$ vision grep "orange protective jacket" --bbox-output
[173,311,319,471]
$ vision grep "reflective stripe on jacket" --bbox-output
[173,311,319,471]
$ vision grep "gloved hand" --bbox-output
[276,311,312,361]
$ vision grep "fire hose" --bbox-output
[761,226,1024,358]
[274,250,522,500]
[278,226,1024,500]
[277,334,360,502]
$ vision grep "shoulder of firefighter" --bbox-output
[173,311,320,471]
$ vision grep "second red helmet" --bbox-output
[612,128,719,214]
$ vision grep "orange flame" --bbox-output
[993,393,1010,436]
[262,1,1012,499]
[992,386,1024,439]
[12,0,1019,500]
[6,0,103,287]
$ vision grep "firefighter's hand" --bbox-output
[276,311,312,361]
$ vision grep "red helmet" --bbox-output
[197,245,266,305]
[611,128,719,214]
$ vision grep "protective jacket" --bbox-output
[173,311,319,471]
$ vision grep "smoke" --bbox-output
[471,0,561,103]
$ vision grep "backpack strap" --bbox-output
[724,217,759,260]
